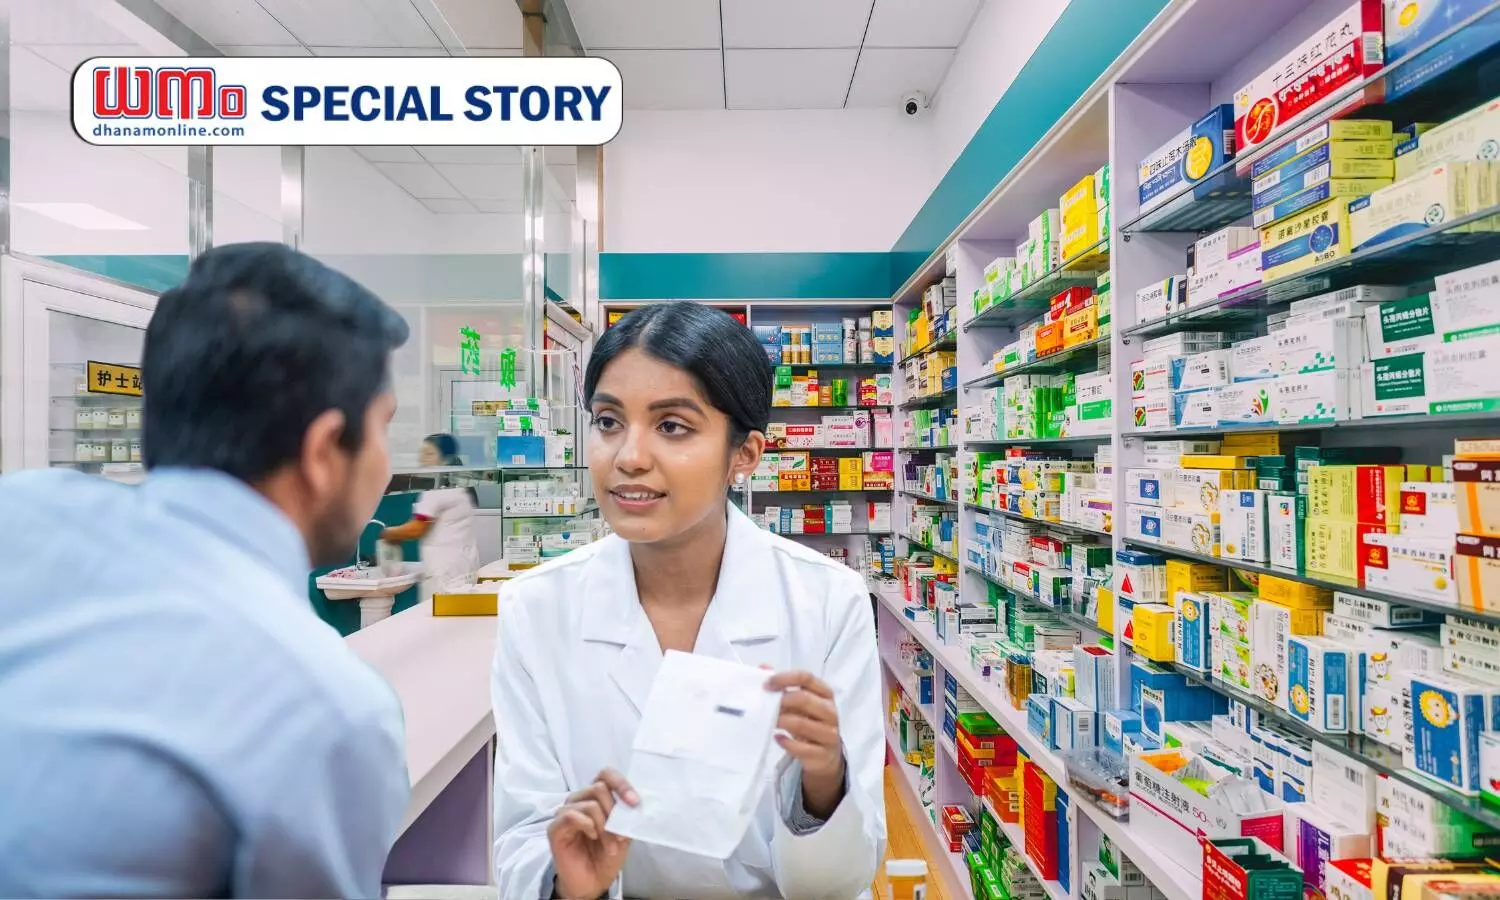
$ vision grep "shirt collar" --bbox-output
[139,467,313,596]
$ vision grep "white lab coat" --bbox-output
[413,488,479,602]
[490,504,886,900]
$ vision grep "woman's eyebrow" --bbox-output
[590,392,622,407]
[648,397,706,414]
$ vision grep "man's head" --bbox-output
[142,242,409,567]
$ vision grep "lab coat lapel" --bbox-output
[694,506,784,667]
[580,536,661,717]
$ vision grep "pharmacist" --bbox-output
[381,433,479,601]
[491,302,885,899]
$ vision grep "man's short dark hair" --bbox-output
[142,242,410,483]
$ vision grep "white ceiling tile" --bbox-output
[429,0,524,49]
[374,162,462,198]
[599,49,723,109]
[219,44,315,56]
[421,198,478,214]
[467,47,524,56]
[722,0,872,48]
[309,46,450,56]
[416,146,521,164]
[256,0,444,48]
[434,164,524,201]
[865,0,982,47]
[29,44,143,69]
[357,146,426,163]
[152,0,299,45]
[567,0,720,50]
[473,199,525,213]
[846,47,955,107]
[12,0,140,46]
[725,49,856,109]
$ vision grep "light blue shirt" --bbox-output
[0,467,409,899]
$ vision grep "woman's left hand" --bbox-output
[765,670,845,820]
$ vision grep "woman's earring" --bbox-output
[735,472,747,486]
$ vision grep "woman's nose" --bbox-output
[614,425,651,473]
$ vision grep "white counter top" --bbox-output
[346,601,497,832]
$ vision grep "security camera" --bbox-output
[902,91,928,117]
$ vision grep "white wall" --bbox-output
[929,0,1071,176]
[603,108,940,253]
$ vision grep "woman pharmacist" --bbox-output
[381,433,479,601]
[490,302,885,899]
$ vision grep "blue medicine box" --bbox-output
[1137,104,1238,213]
[1102,710,1143,759]
[1056,788,1072,895]
[1410,673,1488,793]
[1027,694,1053,748]
[1386,0,1500,100]
[496,435,545,466]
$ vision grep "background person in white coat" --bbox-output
[490,302,885,899]
[381,433,479,600]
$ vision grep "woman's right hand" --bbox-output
[547,767,639,899]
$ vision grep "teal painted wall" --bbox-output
[600,252,897,300]
[46,255,190,292]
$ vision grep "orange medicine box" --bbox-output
[1455,459,1500,537]
[1036,321,1065,357]
[1063,306,1099,348]
[433,589,499,616]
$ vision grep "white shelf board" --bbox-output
[879,592,1199,900]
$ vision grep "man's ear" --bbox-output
[300,409,348,496]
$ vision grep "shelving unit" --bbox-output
[877,2,1500,897]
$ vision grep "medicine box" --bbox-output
[1186,245,1262,308]
[1455,459,1500,537]
[1275,317,1367,375]
[1360,532,1456,604]
[1361,351,1429,417]
[1251,119,1395,182]
[1220,489,1269,562]
[1163,509,1220,556]
[1233,1,1386,154]
[1396,97,1500,180]
[1138,104,1237,213]
[1398,481,1457,537]
[1455,533,1500,612]
[1253,177,1391,229]
[1349,163,1478,251]
[1252,141,1396,199]
[1364,294,1440,357]
[1229,335,1280,383]
[1053,697,1098,751]
[1427,333,1500,415]
[1134,276,1185,324]
[1166,559,1229,605]
[1177,592,1213,673]
[1114,550,1165,604]
[1166,467,1253,515]
[1287,635,1352,732]
[1192,226,1259,273]
[1250,600,1294,708]
[1307,464,1403,526]
[1269,491,1306,569]
[1125,503,1164,544]
[1216,382,1275,425]
[1333,591,1441,627]
[1172,388,1221,429]
[1274,369,1362,424]
[1408,673,1487,794]
[1434,257,1500,341]
[1125,468,1164,506]
[1133,603,1176,662]
[1170,349,1231,391]
[1259,197,1352,282]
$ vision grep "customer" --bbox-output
[0,243,411,899]
[491,302,885,899]
[381,433,481,600]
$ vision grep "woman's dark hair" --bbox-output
[585,302,773,444]
[424,433,464,466]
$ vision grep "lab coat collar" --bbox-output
[583,503,783,715]
[140,467,312,598]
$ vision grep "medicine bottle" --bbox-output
[884,858,927,900]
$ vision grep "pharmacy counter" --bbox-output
[347,600,496,886]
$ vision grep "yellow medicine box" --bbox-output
[1133,603,1177,662]
[1180,455,1256,470]
[838,457,864,491]
[1097,585,1115,633]
[1062,306,1099,347]
[1166,559,1229,606]
[1306,520,1385,581]
[1222,432,1285,454]
[1060,174,1096,222]
[1259,197,1351,282]
[1256,573,1333,609]
[1307,465,1405,527]
[433,589,499,616]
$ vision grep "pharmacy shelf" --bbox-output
[903,533,961,565]
[964,241,1111,332]
[964,566,1107,638]
[1119,538,1496,627]
[777,529,895,537]
[963,335,1109,391]
[902,444,960,452]
[902,330,958,364]
[755,489,894,497]
[881,649,939,733]
[776,363,890,373]
[885,726,972,899]
[900,388,958,411]
[903,489,959,505]
[880,592,1196,900]
[965,434,1110,448]
[1159,659,1500,836]
[772,405,894,412]
[1125,199,1500,339]
[965,503,1113,542]
[939,733,959,761]
[1123,409,1500,440]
